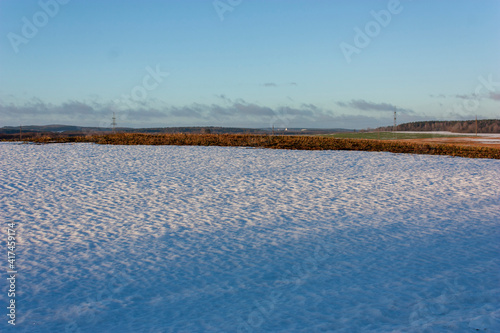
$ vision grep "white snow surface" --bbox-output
[1,142,499,332]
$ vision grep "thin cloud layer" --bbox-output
[444,91,500,102]
[260,82,298,87]
[336,99,413,114]
[489,92,500,101]
[0,98,404,129]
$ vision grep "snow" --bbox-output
[1,142,499,332]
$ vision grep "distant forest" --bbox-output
[377,119,500,133]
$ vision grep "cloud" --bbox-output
[166,106,201,118]
[336,99,413,114]
[0,97,420,129]
[489,92,500,101]
[260,82,298,87]
[0,100,104,118]
[0,98,306,126]
[214,94,232,104]
[453,91,500,102]
[455,93,477,100]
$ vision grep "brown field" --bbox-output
[16,133,500,159]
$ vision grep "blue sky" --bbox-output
[1,0,499,129]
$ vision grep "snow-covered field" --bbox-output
[1,142,499,332]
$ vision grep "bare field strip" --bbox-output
[18,133,500,159]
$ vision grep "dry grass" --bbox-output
[19,133,500,159]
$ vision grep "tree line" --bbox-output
[377,119,500,133]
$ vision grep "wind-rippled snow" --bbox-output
[1,142,499,332]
